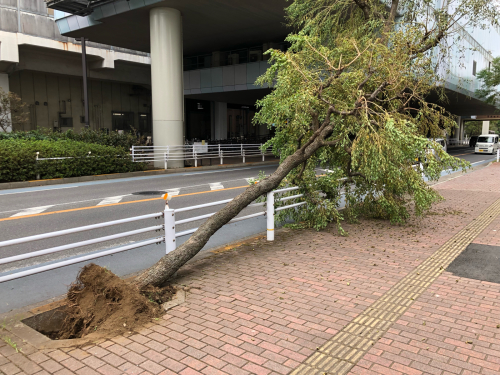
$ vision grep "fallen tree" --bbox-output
[132,0,497,288]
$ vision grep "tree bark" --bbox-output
[133,123,335,288]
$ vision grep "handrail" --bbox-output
[0,212,162,247]
[0,186,305,283]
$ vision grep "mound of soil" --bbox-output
[56,264,175,340]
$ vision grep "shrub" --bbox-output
[0,128,143,149]
[0,139,146,183]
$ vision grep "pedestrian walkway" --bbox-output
[1,164,500,375]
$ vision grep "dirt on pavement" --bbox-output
[55,264,175,340]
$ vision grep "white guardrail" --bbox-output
[447,139,469,146]
[0,187,305,283]
[131,144,273,169]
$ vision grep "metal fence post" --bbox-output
[266,191,275,241]
[261,143,264,161]
[220,150,223,165]
[35,152,40,180]
[164,153,168,170]
[218,144,221,164]
[131,145,135,162]
[242,149,245,163]
[164,206,176,254]
[194,152,198,167]
[497,148,499,163]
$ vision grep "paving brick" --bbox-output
[96,364,123,375]
[139,360,165,374]
[3,165,500,375]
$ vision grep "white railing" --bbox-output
[447,139,469,146]
[0,213,164,283]
[0,187,305,283]
[164,185,305,251]
[131,144,273,169]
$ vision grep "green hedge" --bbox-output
[0,139,146,183]
[0,129,142,149]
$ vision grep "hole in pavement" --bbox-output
[22,307,67,340]
[447,243,500,284]
[131,191,165,196]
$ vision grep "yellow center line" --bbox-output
[0,185,249,222]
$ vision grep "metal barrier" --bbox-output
[163,185,305,250]
[131,144,273,169]
[0,213,164,283]
[448,139,469,146]
[0,187,305,283]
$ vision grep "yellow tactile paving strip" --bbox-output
[291,198,500,375]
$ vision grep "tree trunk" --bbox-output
[133,126,333,288]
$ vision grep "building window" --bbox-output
[138,113,152,137]
[473,60,477,76]
[112,112,135,133]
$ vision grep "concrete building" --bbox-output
[1,0,499,161]
[0,0,152,134]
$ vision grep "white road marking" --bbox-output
[182,168,251,176]
[0,186,78,196]
[0,175,265,216]
[209,182,224,191]
[11,205,55,217]
[166,189,180,196]
[97,196,127,206]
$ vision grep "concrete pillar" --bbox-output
[0,73,12,132]
[455,116,465,143]
[214,102,227,140]
[150,8,184,168]
[482,121,490,135]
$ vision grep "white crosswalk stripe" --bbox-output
[97,196,126,206]
[166,189,180,196]
[11,205,54,217]
[209,182,224,191]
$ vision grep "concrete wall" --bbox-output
[9,70,151,132]
[184,61,270,95]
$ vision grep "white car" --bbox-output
[426,138,447,160]
[475,134,500,155]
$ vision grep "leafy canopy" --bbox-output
[254,0,498,229]
[476,57,500,107]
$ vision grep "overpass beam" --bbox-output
[150,7,184,168]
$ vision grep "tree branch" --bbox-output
[352,0,371,20]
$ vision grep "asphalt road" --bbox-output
[447,145,495,164]
[0,165,281,312]
[0,148,495,313]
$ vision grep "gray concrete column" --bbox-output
[482,121,490,135]
[0,73,11,132]
[214,102,227,140]
[457,116,464,142]
[150,7,184,168]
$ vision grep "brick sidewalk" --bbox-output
[1,164,500,375]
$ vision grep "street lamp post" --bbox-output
[79,38,90,128]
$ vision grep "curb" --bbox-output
[0,288,188,351]
[0,161,279,191]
